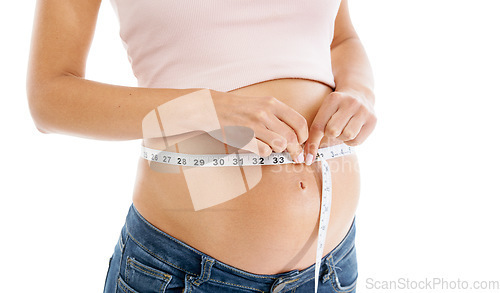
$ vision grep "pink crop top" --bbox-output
[109,0,342,92]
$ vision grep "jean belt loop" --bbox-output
[192,255,215,286]
[323,254,335,283]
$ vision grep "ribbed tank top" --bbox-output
[109,0,342,92]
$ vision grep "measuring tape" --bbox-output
[140,143,355,292]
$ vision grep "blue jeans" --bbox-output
[103,204,358,293]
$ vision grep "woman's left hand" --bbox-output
[302,89,377,165]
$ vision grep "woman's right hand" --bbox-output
[209,90,308,163]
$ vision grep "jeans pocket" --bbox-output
[330,244,358,292]
[119,256,173,293]
[117,275,139,293]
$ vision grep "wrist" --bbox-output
[334,84,375,106]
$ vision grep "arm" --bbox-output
[330,0,375,104]
[26,0,308,161]
[26,0,205,141]
[303,0,377,164]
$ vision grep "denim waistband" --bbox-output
[123,204,356,292]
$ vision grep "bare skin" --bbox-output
[137,78,362,274]
[27,0,376,275]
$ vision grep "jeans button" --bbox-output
[272,282,286,293]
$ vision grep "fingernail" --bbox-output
[297,151,304,163]
[305,153,314,165]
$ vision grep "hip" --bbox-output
[103,204,358,293]
[131,141,360,274]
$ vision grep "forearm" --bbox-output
[27,74,207,141]
[330,37,375,104]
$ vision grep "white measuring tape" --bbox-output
[141,143,355,293]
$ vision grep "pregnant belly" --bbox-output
[132,78,360,274]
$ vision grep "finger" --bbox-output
[344,118,377,146]
[256,138,273,157]
[303,101,339,165]
[242,137,273,157]
[336,114,365,142]
[264,116,303,163]
[271,98,309,144]
[324,108,355,139]
[318,134,344,149]
[253,126,288,154]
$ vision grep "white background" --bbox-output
[1,0,499,292]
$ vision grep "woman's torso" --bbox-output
[133,78,360,275]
